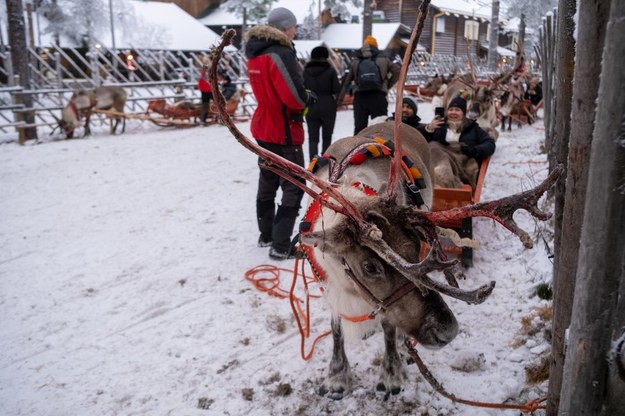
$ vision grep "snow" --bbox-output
[431,0,492,21]
[0,103,552,415]
[10,0,227,51]
[321,23,407,51]
[198,0,362,27]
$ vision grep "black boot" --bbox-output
[269,205,299,260]
[257,200,275,247]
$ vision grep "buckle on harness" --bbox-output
[406,181,425,206]
[369,304,384,318]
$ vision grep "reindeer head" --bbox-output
[59,105,80,138]
[301,196,459,348]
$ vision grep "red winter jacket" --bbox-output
[244,25,309,145]
[198,68,212,93]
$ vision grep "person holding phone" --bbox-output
[387,96,444,135]
[421,96,495,164]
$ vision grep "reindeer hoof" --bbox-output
[319,385,346,400]
[376,382,401,396]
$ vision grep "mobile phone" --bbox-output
[434,107,445,118]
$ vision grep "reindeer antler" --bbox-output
[360,165,563,304]
[492,41,526,87]
[386,0,431,202]
[208,30,366,223]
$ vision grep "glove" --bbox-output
[460,143,477,158]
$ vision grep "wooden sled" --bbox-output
[147,90,248,127]
[431,157,490,267]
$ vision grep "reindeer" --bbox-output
[59,86,127,138]
[498,79,536,131]
[210,22,561,400]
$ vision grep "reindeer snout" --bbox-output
[414,304,459,349]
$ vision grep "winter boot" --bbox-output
[269,205,299,260]
[257,200,275,247]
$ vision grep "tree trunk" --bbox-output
[362,0,372,41]
[557,1,625,413]
[487,1,499,72]
[547,1,610,414]
[551,0,575,287]
[519,13,526,46]
[6,0,37,143]
[542,11,556,157]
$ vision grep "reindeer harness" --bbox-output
[298,137,428,322]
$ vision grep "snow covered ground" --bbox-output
[0,104,553,415]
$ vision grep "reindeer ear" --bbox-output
[300,223,357,255]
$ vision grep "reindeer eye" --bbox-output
[362,259,383,277]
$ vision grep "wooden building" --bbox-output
[373,0,492,58]
[151,0,221,18]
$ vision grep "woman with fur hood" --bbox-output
[244,7,314,260]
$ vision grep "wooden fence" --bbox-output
[0,43,491,142]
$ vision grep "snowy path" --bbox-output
[0,108,552,415]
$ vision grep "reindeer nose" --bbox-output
[417,311,458,349]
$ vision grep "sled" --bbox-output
[146,90,248,127]
[431,157,490,267]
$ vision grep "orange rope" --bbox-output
[406,340,547,414]
[244,260,331,361]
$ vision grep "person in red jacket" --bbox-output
[244,7,313,260]
[197,57,213,125]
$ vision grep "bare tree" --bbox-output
[546,1,610,414]
[362,0,372,41]
[6,0,37,143]
[549,1,575,360]
[488,0,500,72]
[557,0,625,412]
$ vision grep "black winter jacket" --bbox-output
[422,119,496,162]
[303,59,340,119]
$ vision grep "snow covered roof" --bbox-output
[104,1,229,51]
[198,0,362,27]
[480,42,518,57]
[502,17,536,35]
[321,23,408,51]
[292,40,326,59]
[22,0,230,51]
[431,0,491,21]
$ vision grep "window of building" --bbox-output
[464,19,480,41]
[436,16,446,33]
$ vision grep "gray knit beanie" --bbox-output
[267,7,297,31]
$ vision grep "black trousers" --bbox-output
[200,91,213,123]
[256,141,305,251]
[353,90,388,135]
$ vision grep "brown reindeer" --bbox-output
[60,86,127,138]
[499,81,535,131]
[210,20,561,400]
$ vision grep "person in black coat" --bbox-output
[303,46,340,160]
[421,96,496,164]
[387,96,444,137]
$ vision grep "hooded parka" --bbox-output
[244,25,309,145]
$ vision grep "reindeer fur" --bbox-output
[61,86,127,138]
[301,122,458,399]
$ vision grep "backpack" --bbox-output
[357,58,383,91]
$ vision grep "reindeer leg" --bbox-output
[377,319,406,399]
[319,317,352,400]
